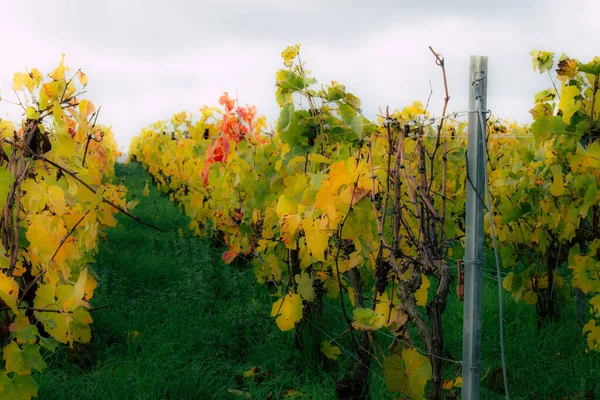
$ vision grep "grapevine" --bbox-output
[0,57,155,400]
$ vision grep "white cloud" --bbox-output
[1,0,598,150]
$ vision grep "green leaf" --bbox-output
[350,115,363,141]
[71,308,93,343]
[17,225,30,249]
[295,272,315,301]
[338,103,357,125]
[0,371,38,400]
[38,336,59,352]
[8,317,38,345]
[325,83,345,102]
[275,90,293,108]
[578,57,600,75]
[580,181,598,217]
[533,88,556,103]
[0,166,15,211]
[277,102,294,132]
[323,279,340,299]
[530,50,555,73]
[21,344,47,373]
[531,115,565,142]
[345,93,361,110]
[279,110,310,146]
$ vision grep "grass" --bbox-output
[443,247,600,399]
[35,162,600,399]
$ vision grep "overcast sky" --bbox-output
[1,0,598,151]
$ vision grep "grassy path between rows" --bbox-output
[37,162,354,400]
[35,162,600,399]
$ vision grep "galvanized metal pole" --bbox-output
[462,55,488,400]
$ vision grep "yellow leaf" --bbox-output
[33,284,68,343]
[589,294,600,317]
[556,58,578,82]
[25,107,40,120]
[30,68,43,86]
[281,214,301,247]
[320,340,342,360]
[340,186,371,206]
[126,199,139,211]
[384,349,432,399]
[48,53,68,81]
[281,44,301,67]
[127,330,140,342]
[271,293,302,331]
[339,252,363,273]
[243,366,260,378]
[415,275,430,307]
[570,255,597,294]
[41,82,59,102]
[583,319,600,351]
[308,154,331,164]
[352,307,385,331]
[375,291,401,327]
[301,217,330,262]
[276,194,297,219]
[0,272,19,313]
[0,120,15,139]
[84,273,97,301]
[12,73,25,91]
[48,185,66,216]
[142,180,150,197]
[522,288,538,305]
[558,85,580,124]
[502,273,514,292]
[549,165,565,197]
[347,286,356,307]
[74,268,91,306]
[51,129,77,159]
[79,99,90,118]
[443,376,463,390]
[77,70,88,86]
[27,214,78,266]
